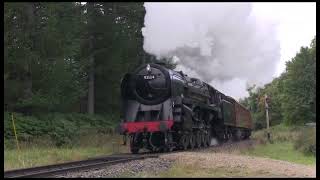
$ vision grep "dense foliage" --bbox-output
[4,2,176,144]
[4,2,156,115]
[4,112,118,147]
[239,37,316,128]
[4,3,87,114]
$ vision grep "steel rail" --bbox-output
[4,154,158,178]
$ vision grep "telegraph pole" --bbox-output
[264,94,271,141]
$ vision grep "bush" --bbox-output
[253,124,316,156]
[4,112,119,147]
[294,127,316,156]
[253,124,291,142]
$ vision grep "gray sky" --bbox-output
[142,2,316,100]
[252,2,316,77]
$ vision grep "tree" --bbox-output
[241,36,316,128]
[4,2,87,113]
[281,36,316,125]
[86,2,96,114]
[91,3,146,114]
[4,2,176,116]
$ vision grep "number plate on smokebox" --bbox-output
[143,75,155,80]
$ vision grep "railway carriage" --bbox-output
[118,63,252,154]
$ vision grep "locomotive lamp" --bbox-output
[146,64,151,73]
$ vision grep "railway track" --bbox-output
[3,145,205,178]
[4,140,253,178]
[4,148,201,178]
[4,154,159,178]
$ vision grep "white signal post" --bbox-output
[264,94,271,141]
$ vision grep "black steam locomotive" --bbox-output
[118,63,252,154]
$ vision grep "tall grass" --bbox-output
[294,127,316,156]
[252,124,300,143]
[4,133,130,171]
[4,112,129,170]
[244,124,316,165]
[240,142,315,165]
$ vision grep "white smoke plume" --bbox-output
[142,3,280,99]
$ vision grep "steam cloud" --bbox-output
[142,3,280,99]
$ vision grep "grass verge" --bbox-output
[240,124,316,165]
[239,142,315,165]
[4,134,129,171]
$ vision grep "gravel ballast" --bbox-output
[56,157,174,178]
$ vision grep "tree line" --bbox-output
[239,37,316,128]
[4,2,167,116]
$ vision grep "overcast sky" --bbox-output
[252,2,316,77]
[142,2,316,100]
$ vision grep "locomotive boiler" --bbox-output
[118,63,252,154]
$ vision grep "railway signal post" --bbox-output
[264,94,271,142]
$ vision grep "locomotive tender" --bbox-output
[118,63,252,154]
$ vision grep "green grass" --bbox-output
[5,147,111,170]
[240,142,316,165]
[4,111,123,171]
[4,134,129,171]
[245,124,316,166]
[252,124,299,143]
